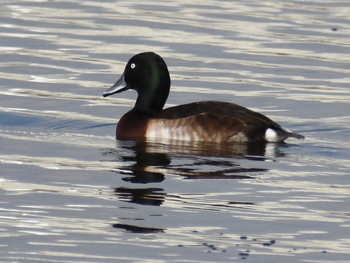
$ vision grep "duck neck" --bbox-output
[135,68,170,115]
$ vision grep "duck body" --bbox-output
[104,52,304,143]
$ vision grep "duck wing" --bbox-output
[150,101,303,142]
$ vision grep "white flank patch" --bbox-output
[146,120,193,143]
[146,125,171,143]
[265,128,280,142]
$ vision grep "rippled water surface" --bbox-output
[1,1,350,262]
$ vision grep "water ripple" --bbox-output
[1,1,350,262]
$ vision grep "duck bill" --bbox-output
[103,74,129,97]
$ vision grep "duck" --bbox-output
[103,52,304,143]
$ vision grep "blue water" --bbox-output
[1,1,350,262]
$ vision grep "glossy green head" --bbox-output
[103,52,171,115]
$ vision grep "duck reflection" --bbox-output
[120,149,170,183]
[115,187,165,206]
[103,140,286,184]
[103,141,290,233]
[102,141,292,205]
[112,223,164,233]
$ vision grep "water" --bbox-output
[1,1,350,262]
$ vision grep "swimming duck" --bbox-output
[103,52,304,143]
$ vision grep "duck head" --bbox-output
[103,52,171,115]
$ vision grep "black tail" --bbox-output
[286,131,305,140]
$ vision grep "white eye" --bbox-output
[130,63,136,69]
